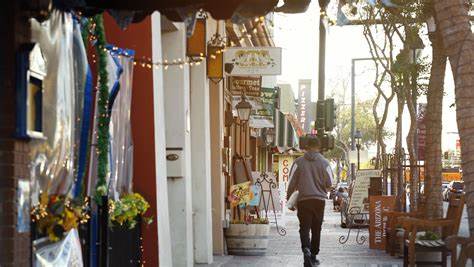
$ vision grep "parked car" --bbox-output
[443,181,464,201]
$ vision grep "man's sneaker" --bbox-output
[303,248,315,267]
[311,254,320,266]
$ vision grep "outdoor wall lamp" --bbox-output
[235,94,252,123]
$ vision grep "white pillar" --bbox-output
[162,22,194,267]
[190,20,214,262]
[151,12,173,267]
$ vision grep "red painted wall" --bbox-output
[104,14,158,266]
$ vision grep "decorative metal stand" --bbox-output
[339,207,368,245]
[255,172,287,236]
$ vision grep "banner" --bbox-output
[347,170,382,214]
[224,47,282,76]
[369,196,396,249]
[417,103,427,161]
[229,76,261,97]
[34,229,83,267]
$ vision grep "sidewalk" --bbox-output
[199,201,403,267]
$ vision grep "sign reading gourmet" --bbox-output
[229,76,261,97]
[224,47,282,76]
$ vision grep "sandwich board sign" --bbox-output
[347,170,382,214]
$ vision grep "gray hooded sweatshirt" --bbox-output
[286,151,333,202]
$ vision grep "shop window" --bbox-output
[27,74,43,134]
[16,44,46,139]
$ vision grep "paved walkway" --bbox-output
[200,201,404,267]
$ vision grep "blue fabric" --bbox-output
[73,66,93,198]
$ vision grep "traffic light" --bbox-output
[315,98,335,132]
[324,98,335,131]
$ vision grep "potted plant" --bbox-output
[31,194,90,242]
[225,181,270,256]
[412,231,443,261]
[108,193,153,266]
[225,216,270,256]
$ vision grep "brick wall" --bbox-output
[0,2,32,267]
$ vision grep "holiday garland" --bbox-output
[93,14,110,204]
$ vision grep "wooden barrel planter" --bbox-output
[225,223,270,256]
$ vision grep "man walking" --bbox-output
[287,136,333,266]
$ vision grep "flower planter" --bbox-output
[108,219,142,266]
[225,223,270,256]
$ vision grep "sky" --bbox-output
[273,1,459,153]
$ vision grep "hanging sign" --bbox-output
[369,196,396,250]
[278,156,294,183]
[224,47,282,76]
[229,76,262,97]
[347,170,382,214]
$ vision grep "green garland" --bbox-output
[93,14,110,204]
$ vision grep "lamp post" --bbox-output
[355,129,362,170]
[350,58,377,181]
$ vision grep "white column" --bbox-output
[151,12,173,267]
[190,48,213,263]
[208,21,226,255]
[162,22,194,267]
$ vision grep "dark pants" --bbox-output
[297,199,325,255]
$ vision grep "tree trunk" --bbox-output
[406,83,418,212]
[395,91,405,211]
[424,31,446,220]
[434,0,474,236]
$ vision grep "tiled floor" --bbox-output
[199,201,406,266]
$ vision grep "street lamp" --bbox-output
[235,94,252,123]
[426,16,436,33]
[263,127,275,146]
[355,129,362,170]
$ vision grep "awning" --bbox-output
[52,0,310,22]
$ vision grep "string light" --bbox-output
[84,15,269,73]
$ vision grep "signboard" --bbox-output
[229,76,261,97]
[297,79,314,133]
[348,170,382,214]
[369,196,396,249]
[417,103,427,161]
[278,155,294,183]
[224,47,282,76]
[232,87,276,129]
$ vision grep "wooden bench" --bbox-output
[398,194,465,267]
[445,236,474,267]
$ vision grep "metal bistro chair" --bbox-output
[399,194,465,267]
